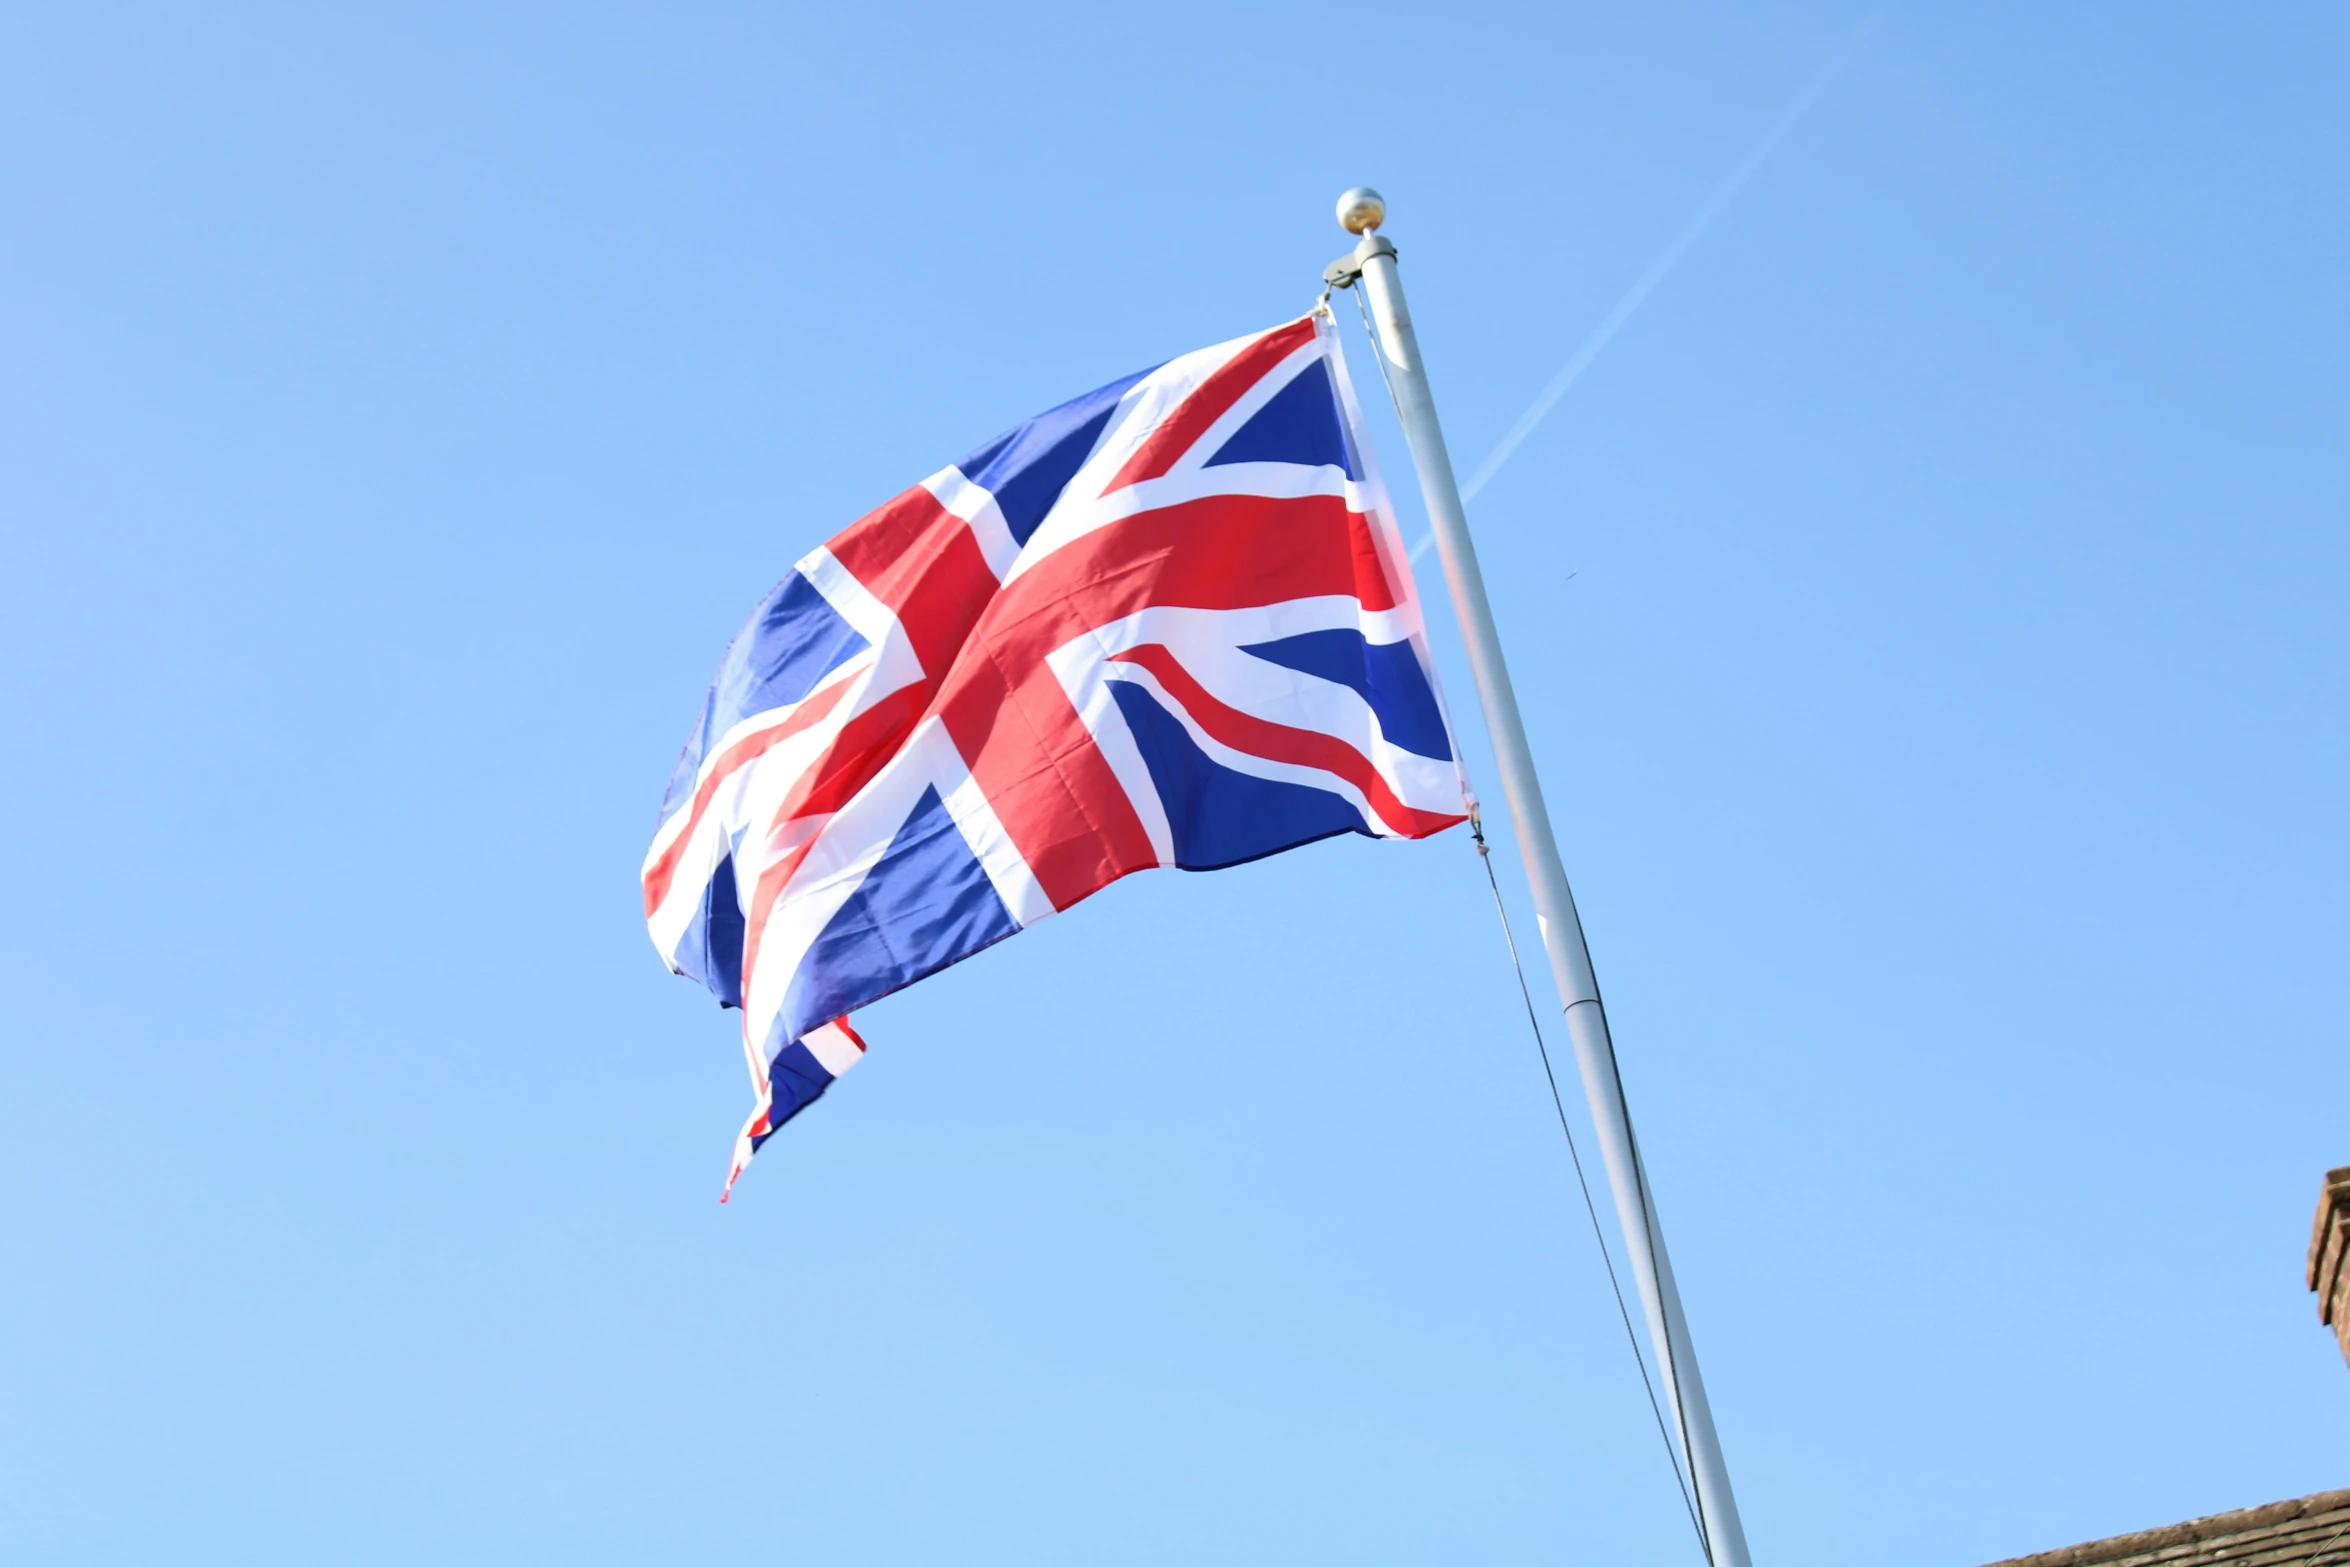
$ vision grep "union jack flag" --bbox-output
[643,312,1469,1195]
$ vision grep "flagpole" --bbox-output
[1327,187,1753,1567]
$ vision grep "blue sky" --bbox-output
[2,3,2343,1563]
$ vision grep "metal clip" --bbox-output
[1320,232,1396,292]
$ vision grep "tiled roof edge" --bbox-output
[1978,1487,2350,1567]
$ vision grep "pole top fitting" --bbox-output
[1335,186,1386,235]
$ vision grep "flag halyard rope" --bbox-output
[1466,810,1710,1559]
[1343,288,1712,1561]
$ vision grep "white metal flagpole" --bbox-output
[1325,187,1753,1567]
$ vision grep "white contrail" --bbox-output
[1407,10,1885,562]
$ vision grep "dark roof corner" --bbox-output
[2309,1166,2350,1371]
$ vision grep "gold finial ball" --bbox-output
[1335,186,1386,235]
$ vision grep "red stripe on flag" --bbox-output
[642,676,855,916]
[997,493,1401,620]
[1099,319,1318,495]
[935,642,1163,910]
[925,492,1406,907]
[649,484,999,920]
[827,486,1000,672]
[1107,644,1463,839]
[703,489,1009,1020]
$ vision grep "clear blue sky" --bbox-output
[3,4,2343,1563]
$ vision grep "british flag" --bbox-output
[643,312,1469,1194]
